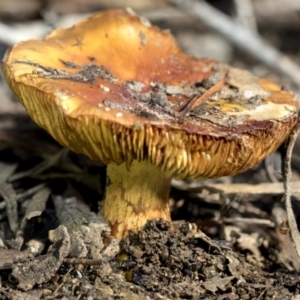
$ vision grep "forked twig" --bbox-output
[283,122,300,259]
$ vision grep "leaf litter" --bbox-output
[0,109,300,299]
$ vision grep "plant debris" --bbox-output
[52,195,118,259]
[0,114,299,298]
[12,225,71,291]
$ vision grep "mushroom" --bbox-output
[2,9,300,239]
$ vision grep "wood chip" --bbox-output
[202,276,235,293]
[0,248,33,270]
[22,187,50,221]
[12,225,71,291]
[53,195,117,259]
[0,182,18,233]
[12,187,51,250]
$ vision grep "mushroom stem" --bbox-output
[102,160,171,239]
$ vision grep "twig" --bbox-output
[179,79,225,114]
[16,182,48,201]
[225,181,286,195]
[9,148,68,182]
[63,258,104,265]
[173,181,300,197]
[170,0,300,88]
[0,183,18,233]
[0,183,47,210]
[52,267,74,296]
[233,0,257,31]
[223,217,275,227]
[282,122,300,260]
[52,195,111,259]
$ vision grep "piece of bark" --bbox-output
[0,162,18,211]
[0,182,18,233]
[202,276,235,293]
[53,195,117,259]
[0,248,33,270]
[22,187,50,221]
[12,187,51,250]
[12,225,70,291]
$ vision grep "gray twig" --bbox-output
[172,180,300,198]
[223,217,275,227]
[283,122,300,259]
[233,0,257,31]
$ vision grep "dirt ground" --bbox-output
[1,1,300,299]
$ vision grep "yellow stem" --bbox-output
[102,160,171,239]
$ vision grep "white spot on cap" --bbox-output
[100,84,110,92]
[55,91,69,101]
[139,16,151,27]
[97,103,103,108]
[243,90,256,99]
[55,91,72,112]
[105,107,111,112]
[116,112,123,117]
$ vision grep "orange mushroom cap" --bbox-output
[2,9,300,238]
[3,9,299,180]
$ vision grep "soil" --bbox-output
[3,213,300,299]
[2,213,300,299]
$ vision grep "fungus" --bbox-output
[2,9,300,239]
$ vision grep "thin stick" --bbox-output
[63,258,104,265]
[179,79,225,114]
[170,0,300,88]
[172,181,300,197]
[223,217,275,227]
[233,0,257,31]
[283,122,300,259]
